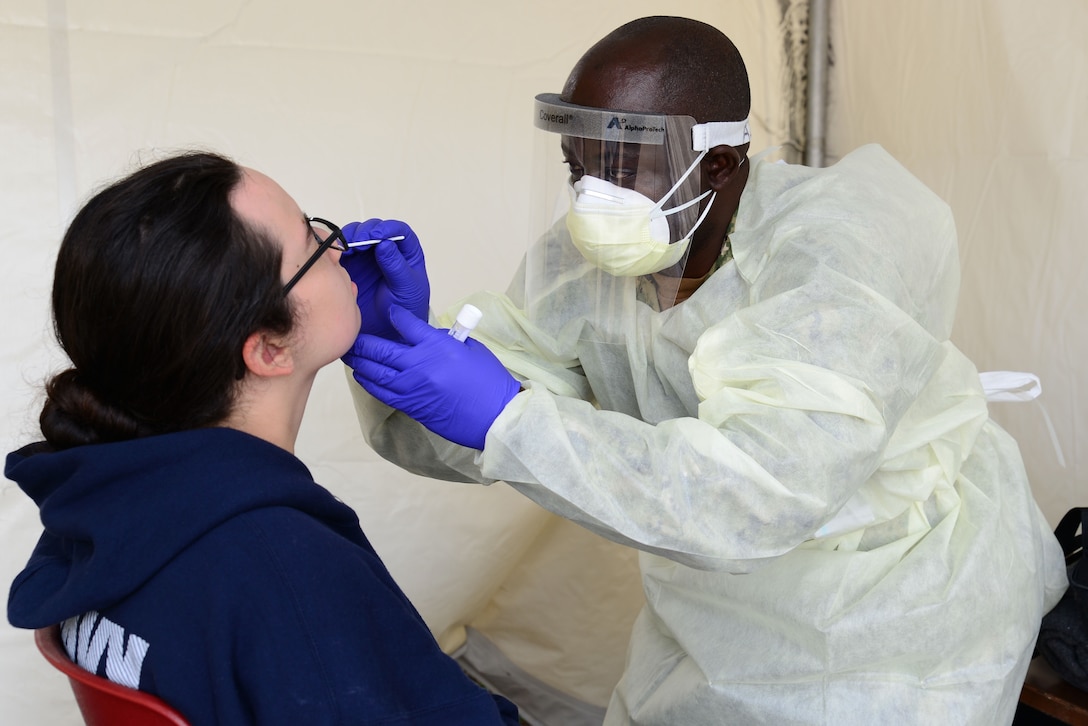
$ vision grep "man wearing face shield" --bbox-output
[340,16,1067,726]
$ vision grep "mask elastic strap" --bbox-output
[650,150,708,220]
[682,190,717,239]
[651,144,749,221]
[647,150,719,245]
[651,148,743,240]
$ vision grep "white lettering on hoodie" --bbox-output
[61,611,149,689]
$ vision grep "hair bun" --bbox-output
[40,369,149,449]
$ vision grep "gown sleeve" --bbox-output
[356,145,967,573]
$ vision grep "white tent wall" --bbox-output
[6,1,1081,723]
[825,0,1086,527]
[0,2,790,723]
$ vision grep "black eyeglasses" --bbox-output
[283,216,348,294]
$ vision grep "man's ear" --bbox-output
[705,144,749,191]
[241,330,294,379]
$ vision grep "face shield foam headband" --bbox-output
[535,93,750,276]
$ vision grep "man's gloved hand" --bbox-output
[343,305,521,450]
[339,218,429,341]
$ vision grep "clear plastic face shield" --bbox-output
[524,93,749,343]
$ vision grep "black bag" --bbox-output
[1037,507,1088,692]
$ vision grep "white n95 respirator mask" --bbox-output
[565,165,715,277]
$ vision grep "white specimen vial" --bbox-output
[448,303,483,342]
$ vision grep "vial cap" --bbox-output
[455,303,483,330]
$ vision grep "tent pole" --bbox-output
[804,0,829,167]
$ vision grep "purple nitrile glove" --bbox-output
[342,305,520,450]
[339,218,429,341]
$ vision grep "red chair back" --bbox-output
[34,624,189,726]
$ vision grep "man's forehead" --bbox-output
[565,58,670,116]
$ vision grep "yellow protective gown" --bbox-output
[351,144,1067,725]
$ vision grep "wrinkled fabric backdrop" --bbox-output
[1,1,1083,722]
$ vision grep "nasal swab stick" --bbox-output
[346,235,406,248]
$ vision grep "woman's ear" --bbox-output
[705,144,749,191]
[241,331,294,379]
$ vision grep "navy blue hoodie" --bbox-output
[6,427,518,725]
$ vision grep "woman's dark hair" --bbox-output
[40,151,295,449]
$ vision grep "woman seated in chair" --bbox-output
[6,151,520,726]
